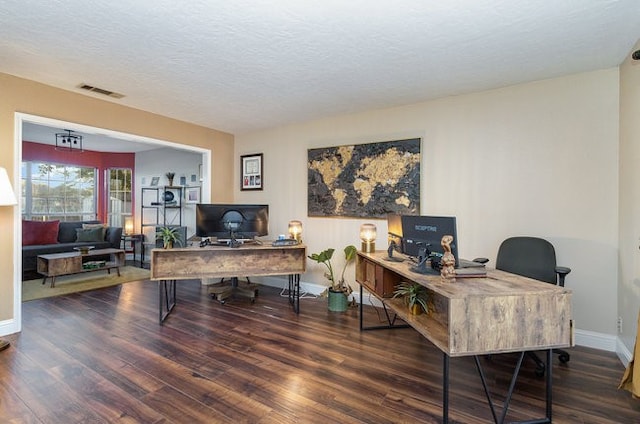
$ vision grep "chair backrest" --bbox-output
[495,236,558,284]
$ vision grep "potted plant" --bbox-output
[165,172,175,186]
[156,226,182,249]
[393,281,429,315]
[308,245,357,312]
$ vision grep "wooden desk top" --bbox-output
[150,243,306,281]
[363,251,567,298]
[357,251,573,356]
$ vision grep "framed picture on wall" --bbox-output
[241,153,263,191]
[150,176,160,187]
[185,186,201,203]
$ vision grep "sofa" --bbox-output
[22,220,123,278]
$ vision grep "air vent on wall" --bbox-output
[77,83,125,99]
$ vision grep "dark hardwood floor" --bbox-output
[1,279,638,423]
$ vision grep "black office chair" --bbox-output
[495,236,571,377]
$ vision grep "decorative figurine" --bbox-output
[440,235,456,281]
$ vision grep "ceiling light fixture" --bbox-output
[55,129,83,153]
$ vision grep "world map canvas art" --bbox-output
[308,138,421,218]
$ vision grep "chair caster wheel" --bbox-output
[535,366,545,377]
[559,353,570,363]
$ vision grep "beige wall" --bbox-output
[0,73,234,326]
[236,69,621,339]
[619,42,640,353]
[1,66,629,349]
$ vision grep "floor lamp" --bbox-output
[0,167,17,352]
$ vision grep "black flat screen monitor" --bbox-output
[196,204,269,239]
[401,215,458,266]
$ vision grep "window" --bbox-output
[107,168,132,228]
[21,162,97,221]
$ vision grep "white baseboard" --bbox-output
[259,276,385,306]
[574,329,617,352]
[0,318,20,337]
[616,338,633,365]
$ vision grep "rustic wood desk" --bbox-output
[150,243,306,323]
[355,251,573,424]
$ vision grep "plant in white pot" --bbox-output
[308,245,357,312]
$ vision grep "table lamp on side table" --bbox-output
[124,216,134,235]
[0,167,17,352]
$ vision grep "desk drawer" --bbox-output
[356,255,402,298]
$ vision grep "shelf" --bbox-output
[141,186,183,229]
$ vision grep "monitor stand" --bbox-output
[410,259,440,275]
[384,242,405,262]
[409,248,440,275]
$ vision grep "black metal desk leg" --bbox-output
[359,284,364,331]
[358,284,410,331]
[546,348,553,420]
[288,274,300,314]
[159,279,176,324]
[443,353,449,424]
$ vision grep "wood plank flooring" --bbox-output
[1,278,639,423]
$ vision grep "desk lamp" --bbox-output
[0,167,17,352]
[360,223,377,253]
[288,220,302,242]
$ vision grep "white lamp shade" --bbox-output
[124,216,135,234]
[0,167,17,206]
[288,220,302,240]
[359,223,377,242]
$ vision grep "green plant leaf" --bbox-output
[344,245,357,261]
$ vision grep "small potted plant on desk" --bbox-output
[393,281,429,315]
[156,226,183,249]
[308,245,357,312]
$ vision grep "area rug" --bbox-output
[22,266,150,301]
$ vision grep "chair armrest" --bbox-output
[555,266,571,287]
[105,226,123,249]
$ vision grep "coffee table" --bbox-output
[36,248,125,288]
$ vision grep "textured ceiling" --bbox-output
[1,0,639,138]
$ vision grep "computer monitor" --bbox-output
[196,204,269,240]
[386,213,404,260]
[401,215,459,267]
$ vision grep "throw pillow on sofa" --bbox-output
[82,222,107,240]
[75,227,105,242]
[22,220,59,246]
